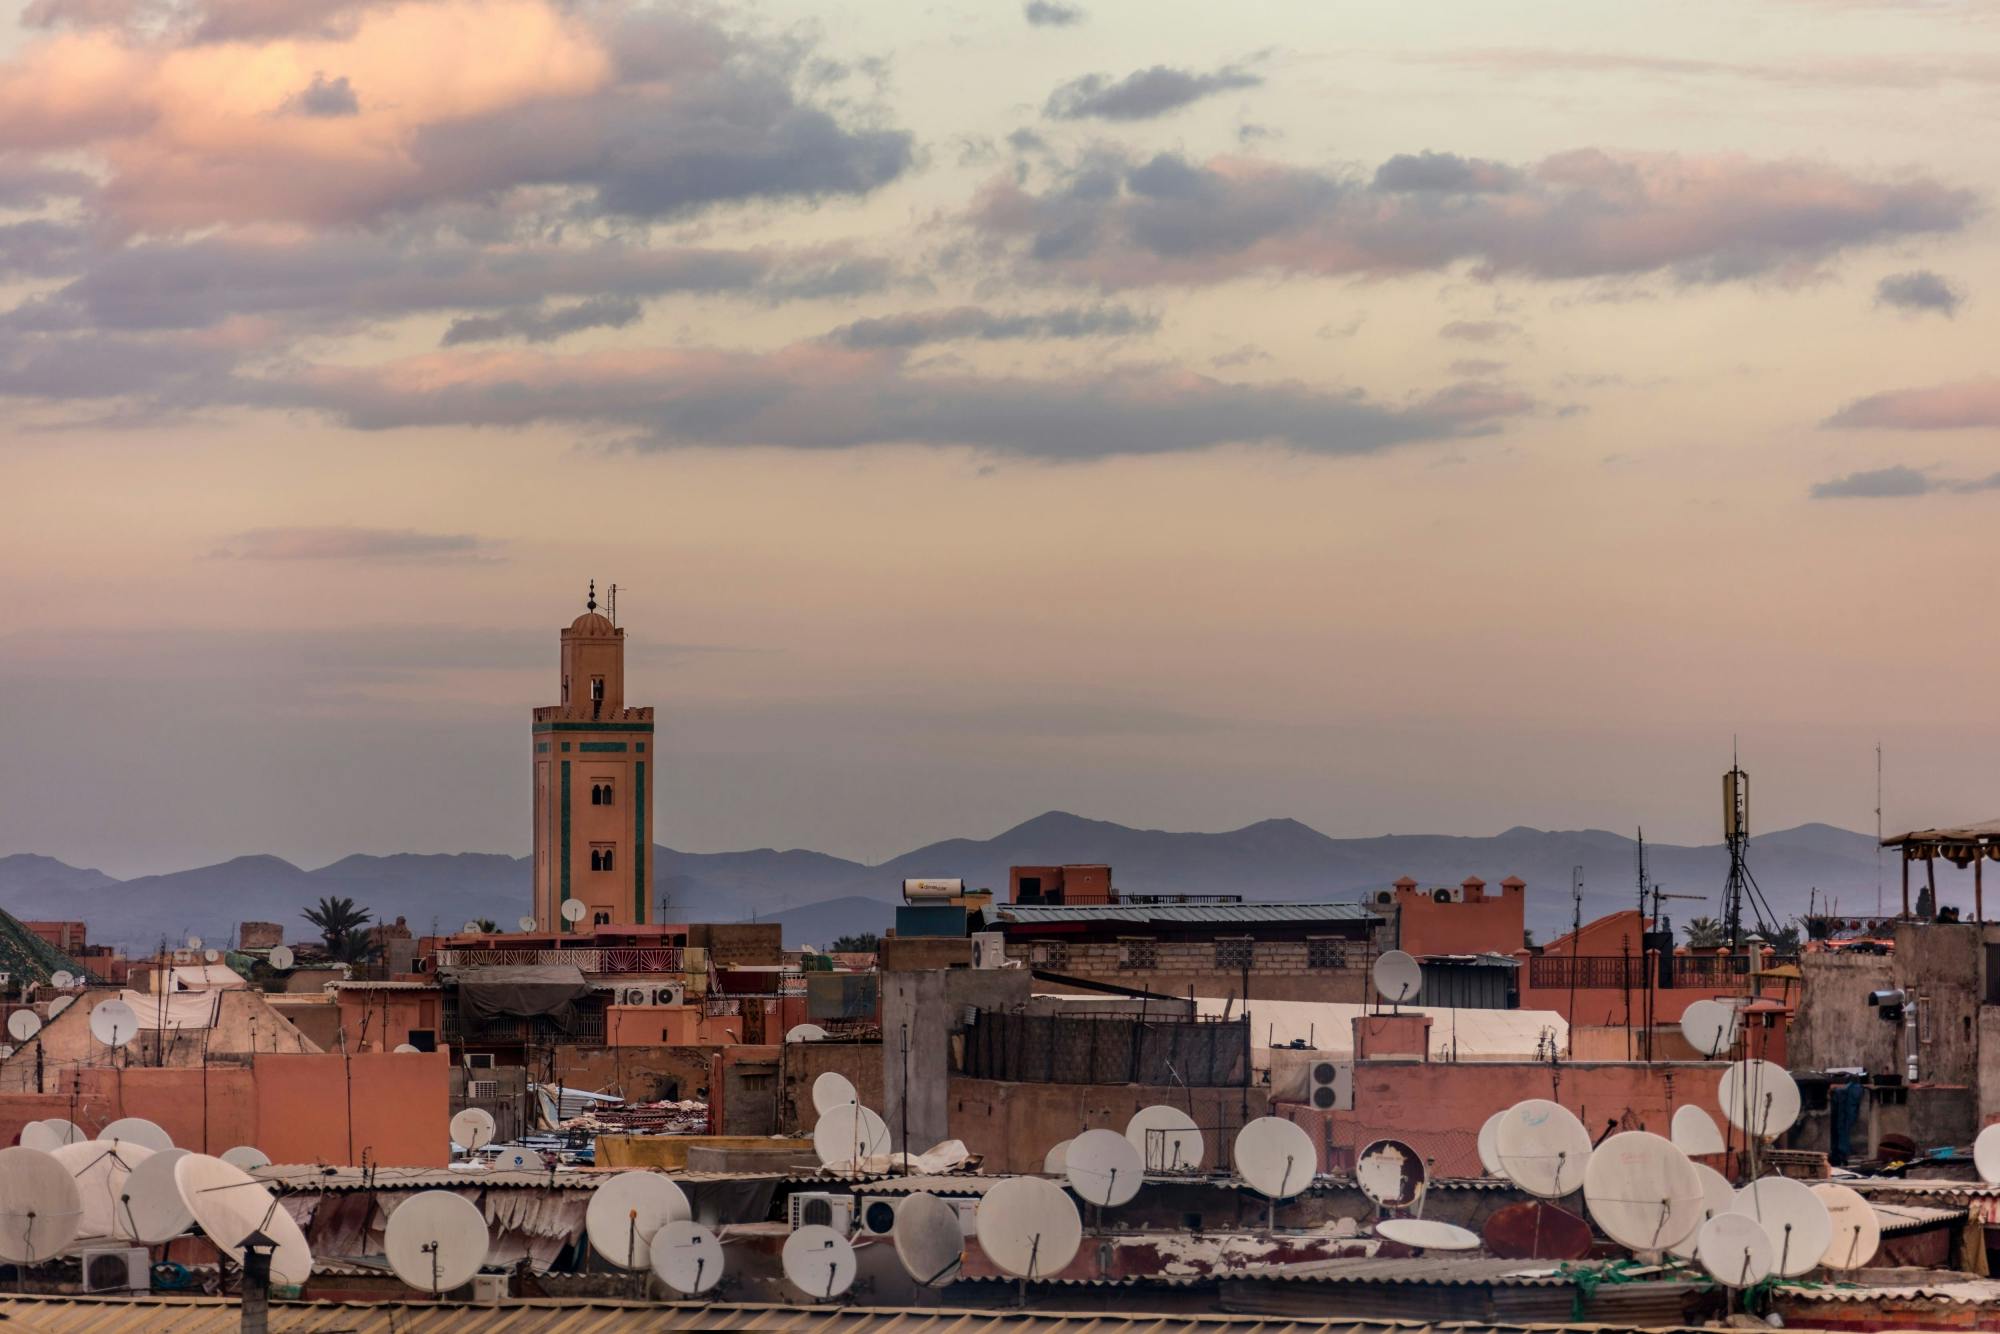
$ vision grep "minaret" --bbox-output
[532,583,653,932]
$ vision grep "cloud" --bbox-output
[1825,379,2000,430]
[1045,65,1261,121]
[1440,320,1521,343]
[1023,0,1083,25]
[1875,269,1962,316]
[1809,465,2000,498]
[216,526,502,561]
[1450,358,1507,376]
[286,71,358,117]
[968,146,1978,287]
[825,304,1156,348]
[441,296,644,346]
[0,162,95,208]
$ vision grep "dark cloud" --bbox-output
[1825,380,2000,430]
[825,304,1156,349]
[1875,269,1962,316]
[1023,0,1084,25]
[1045,65,1262,121]
[441,296,644,346]
[1373,151,1519,193]
[970,146,1977,287]
[1440,320,1521,343]
[0,221,90,279]
[216,526,500,561]
[0,162,95,209]
[1809,465,2000,498]
[287,72,358,118]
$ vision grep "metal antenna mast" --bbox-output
[1722,747,1776,948]
[1875,742,1884,917]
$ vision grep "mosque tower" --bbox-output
[531,583,653,931]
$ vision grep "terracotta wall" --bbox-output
[777,1041,882,1134]
[543,1044,713,1103]
[1394,882,1524,956]
[944,1074,1257,1174]
[334,989,442,1052]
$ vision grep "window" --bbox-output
[1215,937,1253,971]
[590,783,615,806]
[590,845,616,872]
[591,678,605,703]
[1308,937,1348,970]
[594,911,611,926]
[1018,876,1043,903]
[562,674,570,704]
[1118,937,1157,970]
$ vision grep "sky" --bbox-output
[2,0,1998,878]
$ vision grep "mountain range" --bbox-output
[0,812,1904,951]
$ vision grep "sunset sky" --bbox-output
[3,0,1997,877]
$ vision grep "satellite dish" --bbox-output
[186,936,202,950]
[1975,1122,2000,1184]
[7,1011,41,1042]
[1063,1128,1143,1207]
[1581,1131,1704,1252]
[268,946,294,971]
[1234,1116,1316,1200]
[173,1154,313,1284]
[1732,1176,1833,1278]
[1123,1104,1204,1172]
[1668,1162,1738,1261]
[1476,1111,1505,1177]
[220,1146,271,1172]
[651,1220,724,1294]
[51,1139,151,1242]
[1697,1211,1774,1289]
[394,1043,420,1054]
[450,1108,496,1153]
[811,1072,857,1116]
[89,1000,139,1048]
[203,949,219,963]
[781,1223,857,1298]
[1042,1140,1071,1175]
[1679,1000,1739,1058]
[1718,1059,1801,1140]
[495,1148,544,1171]
[975,1176,1082,1279]
[1375,1217,1480,1251]
[786,1024,828,1043]
[49,971,74,989]
[517,916,538,933]
[812,1104,891,1170]
[46,997,72,1018]
[0,1046,12,1061]
[462,921,481,934]
[100,1118,173,1152]
[1481,1201,1593,1260]
[892,1193,964,1287]
[22,1120,83,1152]
[560,899,588,924]
[0,1146,82,1261]
[586,1171,691,1269]
[1670,1105,1726,1157]
[1812,1182,1881,1271]
[1355,1138,1427,1210]
[385,1190,489,1293]
[120,1148,193,1243]
[1493,1100,1591,1199]
[1371,950,1423,1005]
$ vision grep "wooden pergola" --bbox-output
[1881,819,2000,923]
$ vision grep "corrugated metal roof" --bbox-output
[1216,1257,1577,1288]
[1782,1277,2000,1305]
[1873,1201,1967,1235]
[256,1165,805,1192]
[994,904,1379,927]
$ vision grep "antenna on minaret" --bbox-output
[607,583,618,627]
[586,580,597,612]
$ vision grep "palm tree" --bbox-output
[304,896,373,960]
[1682,915,1725,949]
[473,919,498,933]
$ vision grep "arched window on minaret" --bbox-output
[589,849,603,871]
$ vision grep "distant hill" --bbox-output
[0,812,1901,950]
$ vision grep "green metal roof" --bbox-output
[0,911,93,985]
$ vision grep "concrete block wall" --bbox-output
[1028,938,1371,1002]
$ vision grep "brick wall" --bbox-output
[1027,938,1371,1002]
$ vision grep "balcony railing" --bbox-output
[1670,954,1751,988]
[1529,953,1753,991]
[442,1010,607,1047]
[436,947,685,974]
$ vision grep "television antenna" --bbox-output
[385,1190,489,1294]
[1722,751,1777,947]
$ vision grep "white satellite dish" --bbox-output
[495,1147,544,1171]
[51,1139,151,1243]
[100,1118,173,1152]
[1812,1182,1881,1271]
[186,936,202,950]
[1493,1100,1591,1199]
[1123,1104,1204,1172]
[1732,1176,1833,1278]
[89,1000,139,1048]
[22,1120,83,1152]
[385,1190,489,1293]
[1476,1111,1506,1177]
[120,1148,193,1243]
[47,997,73,1018]
[1234,1117,1316,1201]
[450,1108,496,1153]
[394,1043,420,1054]
[0,1046,12,1061]
[893,1193,964,1287]
[1064,1128,1143,1207]
[1975,1122,2000,1184]
[1375,1217,1480,1251]
[49,971,74,990]
[782,1223,857,1299]
[1371,949,1423,1005]
[203,949,220,963]
[268,946,294,971]
[1699,1211,1775,1288]
[651,1220,724,1294]
[0,1146,82,1262]
[786,1024,828,1043]
[173,1153,313,1284]
[1582,1131,1704,1253]
[1669,1162,1738,1261]
[517,916,538,933]
[1670,1105,1726,1156]
[560,899,588,924]
[813,1104,891,1170]
[220,1145,271,1172]
[812,1071,857,1117]
[975,1176,1082,1279]
[462,921,481,934]
[1718,1059,1801,1140]
[1679,1000,1739,1058]
[586,1171,691,1269]
[7,1011,41,1042]
[1355,1138,1427,1210]
[1042,1139,1071,1175]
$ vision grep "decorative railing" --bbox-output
[1670,954,1751,988]
[436,948,684,974]
[1529,953,1752,990]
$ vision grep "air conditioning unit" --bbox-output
[470,1273,507,1305]
[617,986,651,1006]
[787,1191,854,1234]
[1372,890,1395,906]
[469,1079,499,1100]
[81,1247,149,1293]
[465,1053,496,1070]
[969,932,1005,970]
[1308,1059,1353,1111]
[947,1199,979,1234]
[856,1196,899,1236]
[1432,888,1452,904]
[651,983,684,1007]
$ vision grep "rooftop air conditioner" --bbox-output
[471,1273,507,1305]
[618,986,651,1006]
[82,1247,149,1294]
[970,932,1005,970]
[1308,1059,1353,1112]
[465,1053,495,1071]
[1373,890,1395,906]
[469,1079,499,1100]
[1432,888,1452,904]
[856,1196,899,1236]
[787,1191,854,1234]
[947,1198,979,1235]
[651,983,684,1007]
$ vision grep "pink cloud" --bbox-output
[1826,379,2000,430]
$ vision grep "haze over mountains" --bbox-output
[0,812,1909,951]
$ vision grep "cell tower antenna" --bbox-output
[607,583,618,627]
[1875,742,1883,917]
[1721,747,1776,948]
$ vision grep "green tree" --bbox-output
[304,896,373,960]
[473,919,498,933]
[1762,923,1802,955]
[1682,915,1725,949]
[828,932,880,953]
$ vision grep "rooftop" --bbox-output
[993,903,1379,927]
